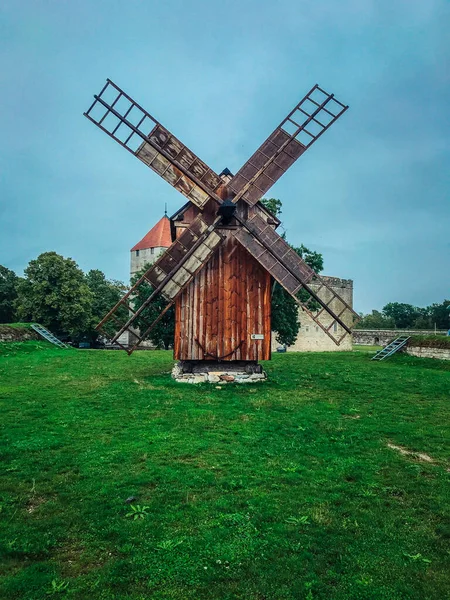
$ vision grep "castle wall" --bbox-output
[352,329,447,346]
[272,276,354,352]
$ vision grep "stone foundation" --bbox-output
[172,361,267,384]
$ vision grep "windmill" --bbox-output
[84,79,359,377]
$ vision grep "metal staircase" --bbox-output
[31,324,69,349]
[371,336,410,361]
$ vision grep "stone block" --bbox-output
[219,375,235,382]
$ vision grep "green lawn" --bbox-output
[0,342,449,600]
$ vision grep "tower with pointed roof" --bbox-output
[130,214,172,279]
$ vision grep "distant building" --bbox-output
[272,277,354,352]
[130,214,172,278]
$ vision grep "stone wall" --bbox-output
[406,346,450,360]
[353,329,447,346]
[0,325,39,343]
[272,276,354,352]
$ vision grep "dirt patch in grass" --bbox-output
[387,442,435,463]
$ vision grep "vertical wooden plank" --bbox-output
[174,231,272,363]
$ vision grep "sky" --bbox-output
[0,0,449,313]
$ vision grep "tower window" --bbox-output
[150,248,154,255]
[136,250,140,257]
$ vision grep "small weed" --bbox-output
[47,579,69,595]
[156,539,184,551]
[281,463,300,473]
[286,515,310,526]
[403,552,432,564]
[125,505,149,520]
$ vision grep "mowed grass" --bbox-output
[0,342,449,600]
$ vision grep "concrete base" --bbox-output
[172,361,267,384]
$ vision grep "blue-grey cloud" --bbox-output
[0,0,449,313]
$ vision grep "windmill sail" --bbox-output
[229,85,348,206]
[233,214,359,345]
[84,79,224,209]
[96,215,225,351]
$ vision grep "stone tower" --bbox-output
[130,214,172,279]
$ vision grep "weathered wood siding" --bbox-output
[174,231,271,361]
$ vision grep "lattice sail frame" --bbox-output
[84,79,226,210]
[233,215,360,345]
[85,79,357,352]
[229,84,348,206]
[96,215,224,354]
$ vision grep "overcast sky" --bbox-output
[1,0,448,313]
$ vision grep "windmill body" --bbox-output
[172,195,273,364]
[84,79,359,376]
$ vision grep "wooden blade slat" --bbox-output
[229,130,306,205]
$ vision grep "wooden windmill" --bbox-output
[84,79,359,373]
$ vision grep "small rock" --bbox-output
[220,375,235,382]
[208,374,220,383]
[188,374,207,384]
[124,496,137,504]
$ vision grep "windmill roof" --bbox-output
[130,215,172,251]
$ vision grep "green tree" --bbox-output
[0,265,19,323]
[427,300,450,330]
[85,269,127,339]
[355,310,395,329]
[382,302,420,329]
[16,252,93,339]
[261,197,324,346]
[260,197,282,218]
[130,265,175,350]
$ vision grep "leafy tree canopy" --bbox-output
[382,302,421,329]
[355,310,395,330]
[16,252,93,339]
[260,197,282,218]
[357,300,450,331]
[0,265,19,323]
[85,269,127,340]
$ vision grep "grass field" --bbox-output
[0,342,449,599]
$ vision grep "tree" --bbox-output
[427,300,450,330]
[355,310,395,329]
[16,252,93,338]
[260,197,282,218]
[130,265,175,350]
[382,302,420,329]
[261,197,324,346]
[85,269,127,340]
[0,265,19,323]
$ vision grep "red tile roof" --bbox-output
[130,215,172,251]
